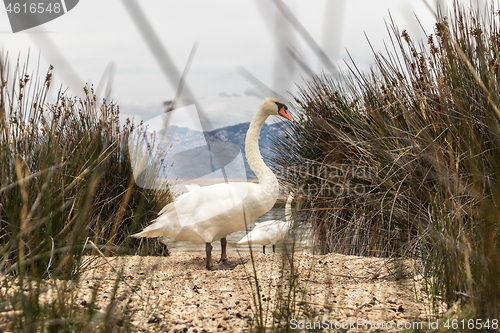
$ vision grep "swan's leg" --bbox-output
[208,238,248,270]
[263,245,266,254]
[220,237,228,262]
[206,243,213,270]
[272,244,276,253]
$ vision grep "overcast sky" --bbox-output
[0,0,490,130]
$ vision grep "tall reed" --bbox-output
[272,1,500,325]
[0,53,169,331]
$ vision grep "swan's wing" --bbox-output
[265,221,290,244]
[157,184,201,216]
[237,220,285,245]
[157,201,175,216]
[185,184,201,192]
[253,219,280,229]
[253,221,290,244]
[165,181,258,227]
[134,181,262,242]
[157,190,191,216]
[237,226,271,245]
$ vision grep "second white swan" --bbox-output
[237,191,294,254]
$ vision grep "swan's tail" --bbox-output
[130,219,166,238]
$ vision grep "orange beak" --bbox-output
[279,107,293,121]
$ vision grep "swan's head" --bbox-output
[261,97,293,121]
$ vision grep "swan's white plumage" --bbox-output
[236,219,288,247]
[131,97,292,246]
[237,191,294,248]
[133,182,274,243]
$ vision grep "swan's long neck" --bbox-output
[245,107,279,199]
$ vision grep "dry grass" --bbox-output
[271,1,500,329]
[2,1,500,331]
[0,52,170,331]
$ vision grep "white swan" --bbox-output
[131,97,293,270]
[237,191,294,254]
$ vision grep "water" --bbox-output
[162,206,309,253]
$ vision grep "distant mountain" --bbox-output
[157,122,286,179]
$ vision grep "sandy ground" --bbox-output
[72,250,445,332]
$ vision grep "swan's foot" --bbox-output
[208,260,248,271]
[263,245,266,255]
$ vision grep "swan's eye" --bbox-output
[275,102,288,111]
